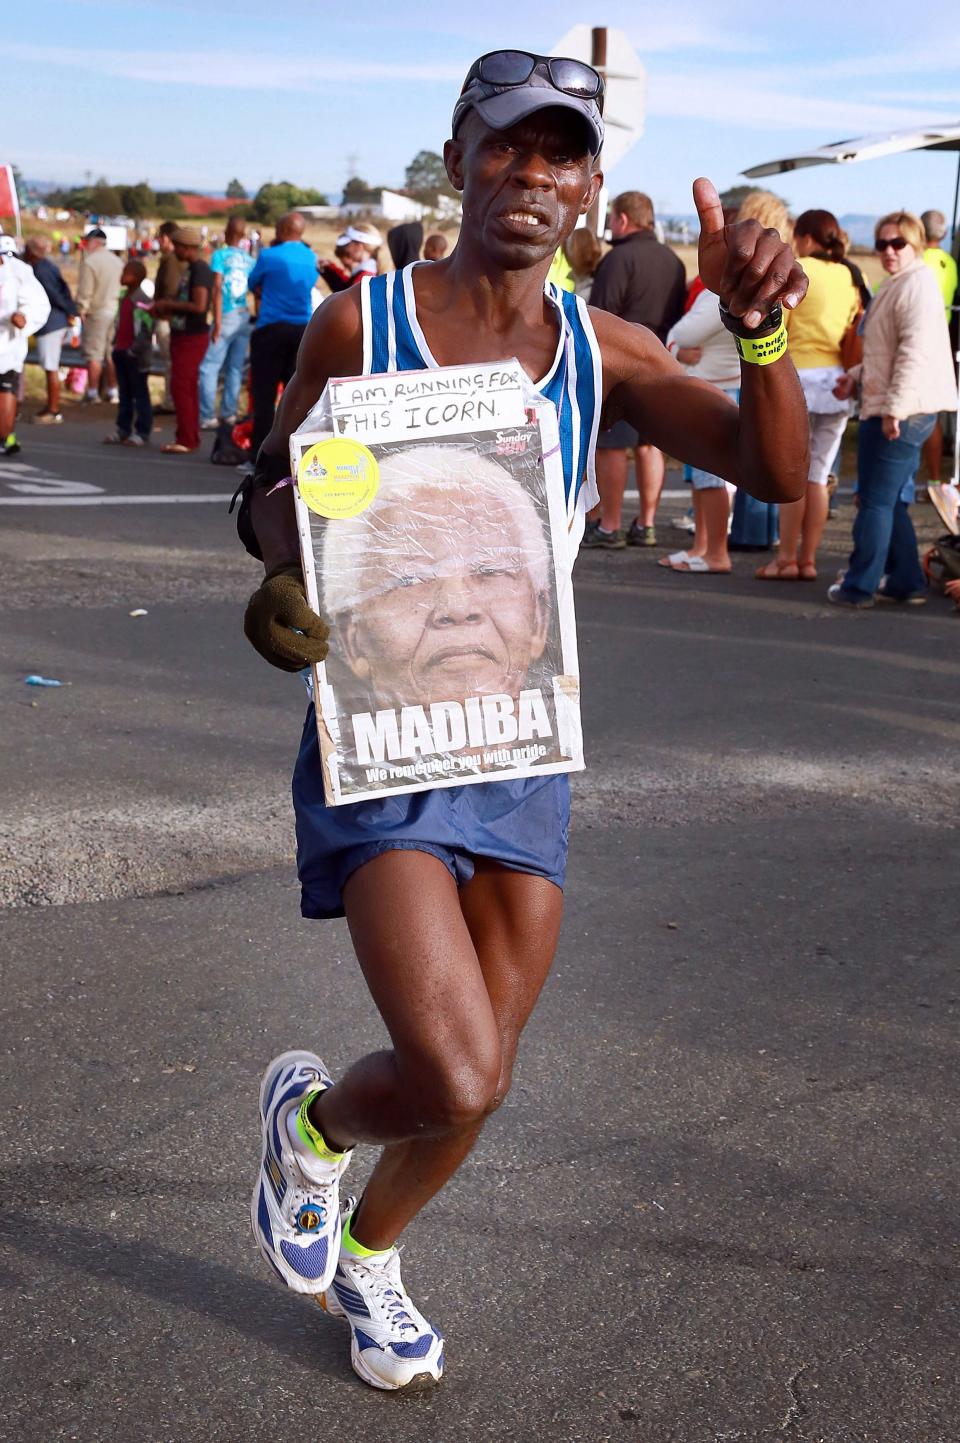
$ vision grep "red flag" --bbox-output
[0,165,20,228]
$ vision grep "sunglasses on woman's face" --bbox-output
[875,236,909,252]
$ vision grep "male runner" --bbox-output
[238,48,809,1391]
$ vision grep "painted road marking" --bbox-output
[0,493,235,506]
[0,458,232,506]
[0,454,691,506]
[0,461,104,497]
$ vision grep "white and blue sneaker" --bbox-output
[251,1049,350,1295]
[320,1203,444,1390]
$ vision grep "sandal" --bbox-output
[160,443,196,454]
[798,562,817,581]
[658,551,731,574]
[755,558,799,580]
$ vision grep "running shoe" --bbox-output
[826,583,874,610]
[251,1049,350,1295]
[627,521,657,547]
[581,520,626,549]
[320,1203,444,1391]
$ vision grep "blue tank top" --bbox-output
[359,263,602,548]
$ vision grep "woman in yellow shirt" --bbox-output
[756,210,860,580]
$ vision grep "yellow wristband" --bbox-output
[733,321,788,366]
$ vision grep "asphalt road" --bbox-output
[1,423,958,1443]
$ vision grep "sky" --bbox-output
[4,0,960,221]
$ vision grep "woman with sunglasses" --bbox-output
[830,210,957,607]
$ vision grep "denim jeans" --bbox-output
[198,308,251,423]
[112,348,152,440]
[839,413,937,601]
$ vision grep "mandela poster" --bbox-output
[290,361,584,806]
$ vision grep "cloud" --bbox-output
[579,17,770,55]
[646,69,945,136]
[0,41,463,89]
[817,35,960,79]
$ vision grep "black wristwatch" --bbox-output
[719,301,783,340]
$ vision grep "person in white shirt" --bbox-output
[344,224,382,277]
[0,241,50,456]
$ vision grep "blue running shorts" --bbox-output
[292,705,570,919]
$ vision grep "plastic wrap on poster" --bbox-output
[290,360,584,806]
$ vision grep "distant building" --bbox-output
[176,194,232,217]
[339,189,460,224]
[341,189,428,223]
[296,205,342,223]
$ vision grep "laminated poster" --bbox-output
[290,360,584,806]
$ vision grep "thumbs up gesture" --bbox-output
[694,177,807,329]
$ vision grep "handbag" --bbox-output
[839,306,864,370]
[923,533,960,588]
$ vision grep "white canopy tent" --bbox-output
[744,124,960,486]
[743,123,960,244]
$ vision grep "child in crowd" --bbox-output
[104,260,154,447]
[423,232,448,262]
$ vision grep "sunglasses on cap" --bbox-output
[875,235,909,252]
[461,49,604,104]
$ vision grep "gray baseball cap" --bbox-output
[453,52,604,158]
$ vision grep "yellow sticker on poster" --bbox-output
[297,438,380,518]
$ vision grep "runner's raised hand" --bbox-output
[693,177,807,330]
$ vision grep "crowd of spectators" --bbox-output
[0,213,449,469]
[1,193,957,610]
[573,188,958,610]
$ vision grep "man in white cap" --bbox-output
[0,232,50,456]
[343,223,382,277]
[318,232,365,293]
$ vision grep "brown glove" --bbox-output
[243,563,330,673]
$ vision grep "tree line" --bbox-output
[41,150,459,226]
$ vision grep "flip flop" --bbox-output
[658,551,730,573]
[755,558,800,580]
[798,563,818,581]
[160,443,195,454]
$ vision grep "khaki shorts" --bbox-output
[81,312,114,365]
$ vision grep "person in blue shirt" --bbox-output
[247,210,318,455]
[199,216,254,430]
